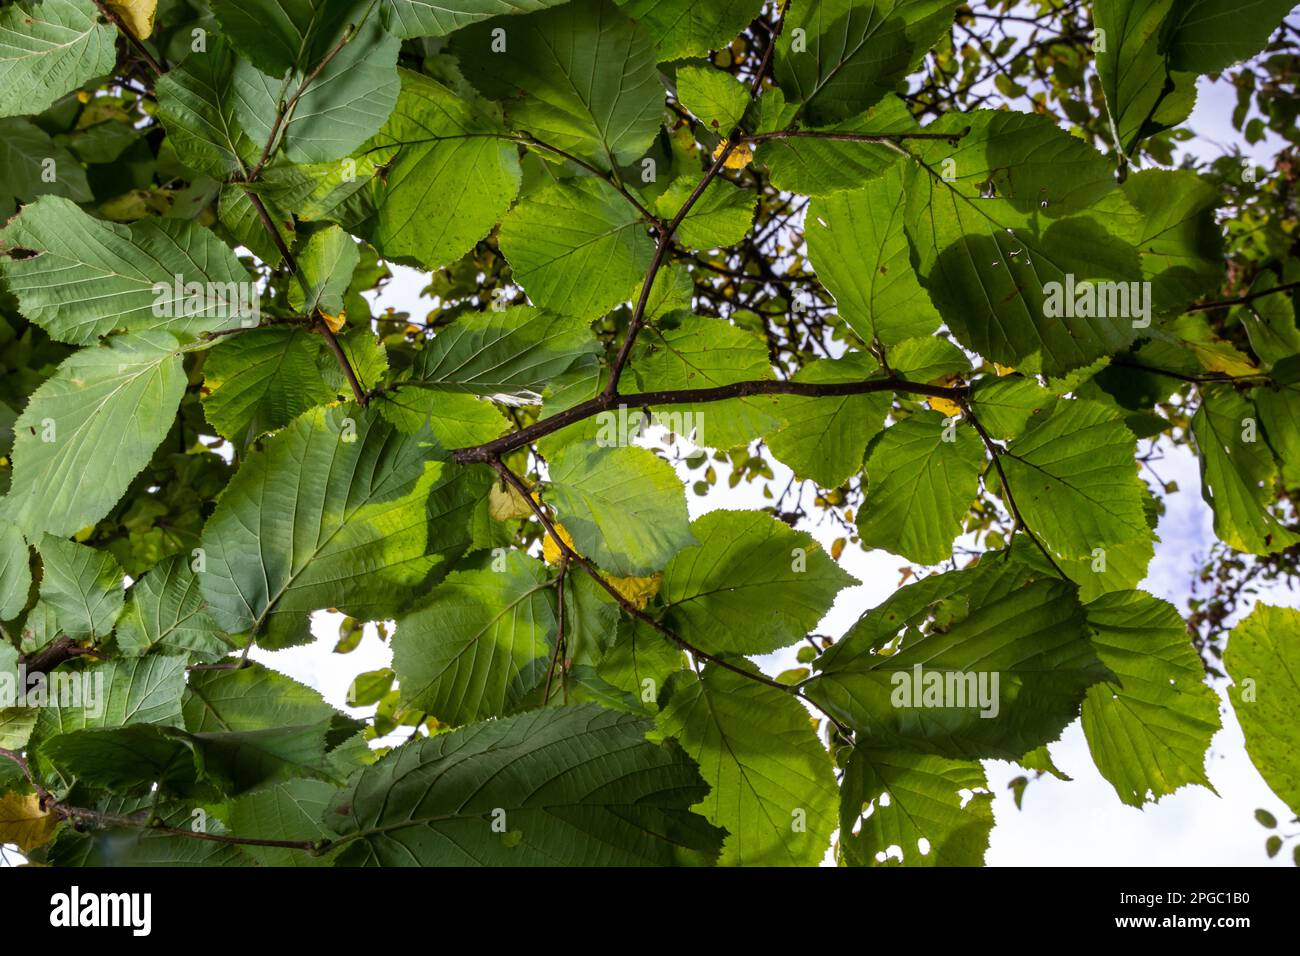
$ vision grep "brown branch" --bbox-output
[243,191,369,407]
[603,1,792,398]
[449,376,967,464]
[247,23,359,180]
[0,750,325,853]
[91,0,164,76]
[1187,279,1300,313]
[744,129,970,145]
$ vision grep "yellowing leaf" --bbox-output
[321,309,347,334]
[542,521,578,564]
[713,139,753,169]
[0,792,57,853]
[108,0,156,39]
[928,395,963,416]
[605,572,661,609]
[994,363,1016,376]
[489,481,534,521]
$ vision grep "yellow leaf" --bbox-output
[542,521,578,564]
[321,309,346,333]
[488,482,533,521]
[928,395,963,416]
[604,572,661,610]
[0,792,57,853]
[994,363,1016,376]
[713,139,754,170]
[927,373,965,416]
[108,0,156,39]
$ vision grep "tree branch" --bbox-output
[448,376,967,464]
[243,193,369,408]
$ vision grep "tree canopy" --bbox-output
[1,0,1299,867]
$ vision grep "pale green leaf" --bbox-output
[546,441,695,576]
[858,410,985,565]
[3,332,186,538]
[652,664,838,866]
[660,509,855,655]
[392,551,554,725]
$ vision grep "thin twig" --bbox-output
[91,0,164,75]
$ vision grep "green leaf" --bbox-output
[0,518,31,621]
[114,554,235,661]
[758,95,907,196]
[1094,0,1197,155]
[633,315,781,450]
[660,509,855,656]
[1255,384,1300,490]
[34,655,188,733]
[774,0,960,126]
[0,117,92,218]
[1240,275,1300,369]
[2,332,187,538]
[1121,168,1223,315]
[498,177,656,319]
[614,0,764,61]
[0,0,116,118]
[1191,385,1299,554]
[998,399,1151,561]
[1081,590,1220,807]
[202,326,338,443]
[0,196,255,345]
[289,224,359,316]
[328,703,725,865]
[381,0,571,38]
[1163,0,1298,73]
[36,535,123,640]
[156,35,262,178]
[227,780,341,866]
[807,161,942,344]
[675,64,750,132]
[228,9,401,164]
[968,376,1052,440]
[806,560,1110,759]
[652,664,838,866]
[376,391,509,452]
[198,405,483,647]
[546,441,695,576]
[392,551,554,725]
[399,307,596,402]
[48,825,254,866]
[655,176,754,251]
[767,354,891,487]
[1226,604,1300,815]
[44,721,337,796]
[902,111,1145,377]
[858,411,985,565]
[839,747,993,866]
[370,69,522,270]
[583,617,685,710]
[183,663,353,736]
[456,0,662,169]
